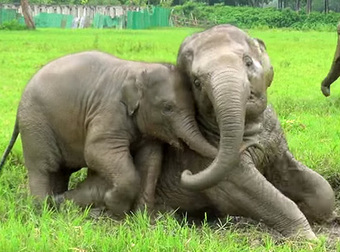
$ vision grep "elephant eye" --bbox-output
[162,103,174,114]
[193,78,201,89]
[243,55,253,67]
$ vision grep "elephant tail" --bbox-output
[0,118,19,173]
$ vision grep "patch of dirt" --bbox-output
[180,204,340,248]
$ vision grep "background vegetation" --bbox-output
[0,28,340,250]
[1,0,340,14]
[173,3,340,30]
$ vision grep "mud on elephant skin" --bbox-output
[251,106,336,225]
[157,106,336,240]
[0,51,217,218]
[177,24,273,191]
[321,23,340,97]
[156,24,334,239]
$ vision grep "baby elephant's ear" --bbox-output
[121,76,142,116]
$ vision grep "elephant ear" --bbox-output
[177,40,194,74]
[121,75,142,116]
[255,38,267,51]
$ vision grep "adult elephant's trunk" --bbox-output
[181,68,247,191]
[321,23,340,97]
[175,113,217,159]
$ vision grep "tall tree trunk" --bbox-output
[278,0,283,9]
[283,0,288,8]
[21,0,35,30]
[306,0,312,14]
[296,0,300,11]
[324,0,329,13]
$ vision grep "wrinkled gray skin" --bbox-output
[156,105,335,239]
[321,23,340,96]
[166,24,335,239]
[0,51,217,218]
[177,24,272,191]
[56,25,336,239]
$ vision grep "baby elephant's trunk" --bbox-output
[175,114,217,159]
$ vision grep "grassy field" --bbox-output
[0,27,340,251]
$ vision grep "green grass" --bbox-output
[0,27,340,251]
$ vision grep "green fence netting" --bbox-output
[0,9,17,25]
[127,7,170,29]
[34,13,73,28]
[93,13,124,28]
[151,7,171,27]
[0,6,171,29]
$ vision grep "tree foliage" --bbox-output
[173,2,340,30]
[0,0,339,13]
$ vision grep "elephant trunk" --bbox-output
[321,23,340,96]
[181,68,247,191]
[175,113,217,159]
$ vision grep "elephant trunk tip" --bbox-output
[176,117,218,159]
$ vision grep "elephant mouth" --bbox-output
[248,90,263,101]
[169,139,183,150]
[246,91,267,116]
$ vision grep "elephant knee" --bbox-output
[298,182,335,224]
[103,171,140,217]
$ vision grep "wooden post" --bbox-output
[21,0,35,30]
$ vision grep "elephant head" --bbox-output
[321,23,340,97]
[122,64,217,159]
[177,25,274,190]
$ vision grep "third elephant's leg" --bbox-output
[206,152,316,239]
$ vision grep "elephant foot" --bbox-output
[281,220,317,240]
[89,207,111,219]
[45,194,66,210]
[134,201,158,225]
[321,85,331,97]
[294,229,317,240]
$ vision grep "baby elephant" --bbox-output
[0,51,217,218]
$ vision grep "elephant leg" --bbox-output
[21,129,66,199]
[265,151,336,224]
[133,140,163,214]
[206,152,316,239]
[57,169,110,209]
[49,167,75,195]
[27,161,73,199]
[321,25,340,96]
[321,59,340,96]
[84,141,140,219]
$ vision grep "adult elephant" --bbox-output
[153,25,335,239]
[321,23,340,97]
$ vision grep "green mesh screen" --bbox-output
[0,9,17,24]
[0,6,171,29]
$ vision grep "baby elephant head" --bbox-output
[121,64,217,159]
